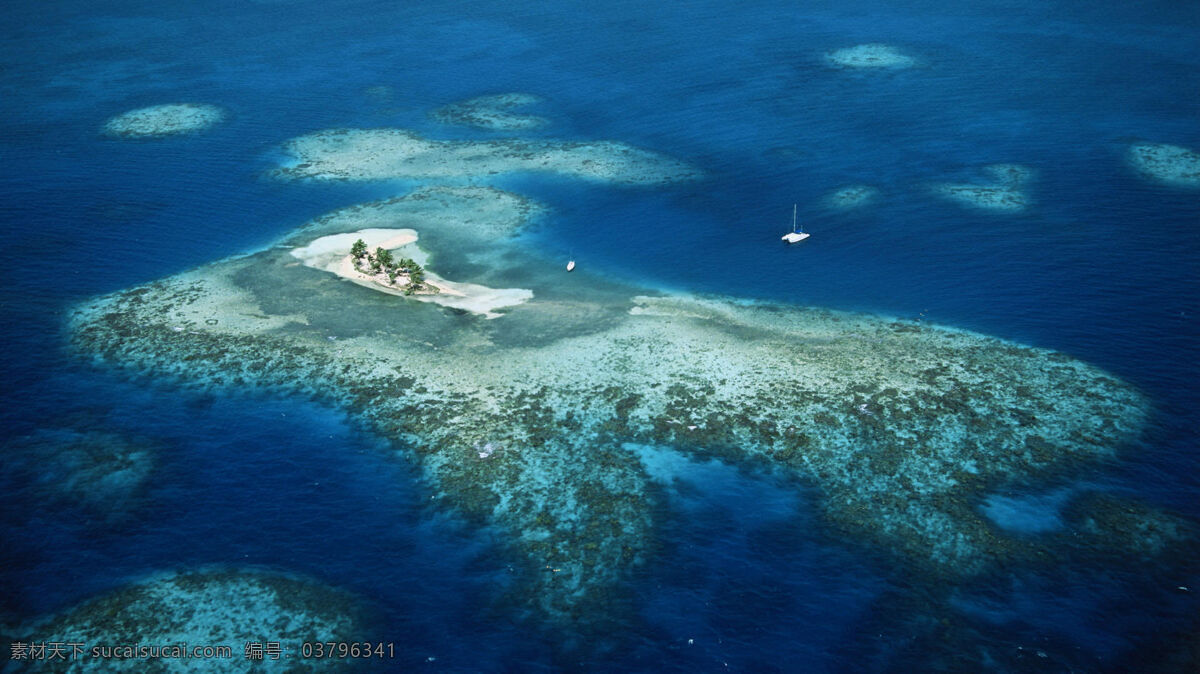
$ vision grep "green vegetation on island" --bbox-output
[350,238,430,295]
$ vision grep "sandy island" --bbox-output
[103,103,226,138]
[290,228,532,318]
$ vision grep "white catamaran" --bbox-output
[781,204,809,243]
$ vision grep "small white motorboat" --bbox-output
[782,204,810,243]
[566,259,576,272]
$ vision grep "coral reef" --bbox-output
[19,569,366,672]
[66,102,1177,641]
[68,186,1150,631]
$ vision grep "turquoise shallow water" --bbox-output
[2,0,1198,671]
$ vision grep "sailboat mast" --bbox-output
[792,204,797,232]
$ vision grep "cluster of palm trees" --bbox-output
[350,239,427,295]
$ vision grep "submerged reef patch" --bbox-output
[68,184,1154,634]
[433,93,549,131]
[823,184,880,210]
[978,487,1071,534]
[826,44,917,69]
[20,569,366,672]
[362,84,394,101]
[932,163,1033,212]
[5,427,157,525]
[1060,491,1198,562]
[271,128,702,184]
[297,185,544,242]
[1127,142,1200,188]
[102,103,226,138]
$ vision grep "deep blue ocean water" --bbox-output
[1,0,1197,671]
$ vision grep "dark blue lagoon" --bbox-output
[2,1,1198,672]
